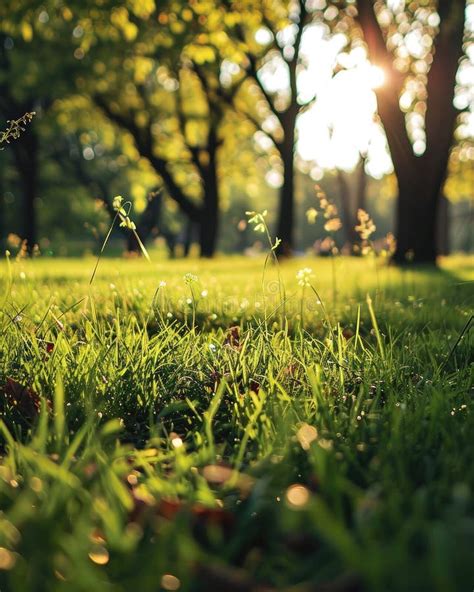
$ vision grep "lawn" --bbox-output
[0,254,473,592]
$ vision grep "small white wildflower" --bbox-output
[246,210,267,233]
[296,267,314,288]
[120,217,136,231]
[186,298,192,305]
[167,312,173,318]
[171,436,183,449]
[184,273,198,285]
[201,290,208,298]
[19,271,26,280]
[159,280,167,288]
[112,195,123,211]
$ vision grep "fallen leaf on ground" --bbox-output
[2,377,42,421]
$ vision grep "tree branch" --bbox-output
[424,0,466,161]
[289,0,307,107]
[176,69,206,177]
[356,0,415,176]
[244,54,284,128]
[419,0,466,201]
[261,12,286,60]
[356,0,393,73]
[94,95,201,221]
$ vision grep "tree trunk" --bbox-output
[337,170,359,248]
[183,217,194,257]
[437,194,450,256]
[199,167,219,258]
[0,165,5,251]
[355,156,367,212]
[127,192,162,253]
[276,145,295,256]
[393,169,439,264]
[198,134,220,258]
[12,128,38,252]
[23,158,37,252]
[337,158,368,250]
[276,110,297,257]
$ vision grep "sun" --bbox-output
[297,53,392,177]
[368,65,386,89]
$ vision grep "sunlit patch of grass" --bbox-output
[0,255,472,591]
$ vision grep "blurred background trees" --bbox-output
[0,0,473,261]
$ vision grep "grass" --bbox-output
[0,253,472,592]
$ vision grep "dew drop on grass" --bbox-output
[170,433,183,449]
[296,423,318,450]
[30,476,43,493]
[286,484,310,509]
[0,547,16,570]
[88,545,109,565]
[161,573,180,590]
[127,473,138,486]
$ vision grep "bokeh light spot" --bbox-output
[286,484,310,508]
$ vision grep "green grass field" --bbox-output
[0,254,473,591]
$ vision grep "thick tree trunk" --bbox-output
[437,194,450,256]
[276,109,297,257]
[23,158,37,251]
[12,129,38,252]
[393,170,439,264]
[276,144,295,256]
[199,170,219,258]
[199,138,219,258]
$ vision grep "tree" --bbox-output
[92,64,230,257]
[0,3,89,251]
[214,0,319,256]
[45,112,178,255]
[0,35,40,251]
[58,0,248,257]
[356,0,467,264]
[336,154,368,249]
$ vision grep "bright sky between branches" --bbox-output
[255,2,474,182]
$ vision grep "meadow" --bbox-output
[0,253,472,592]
